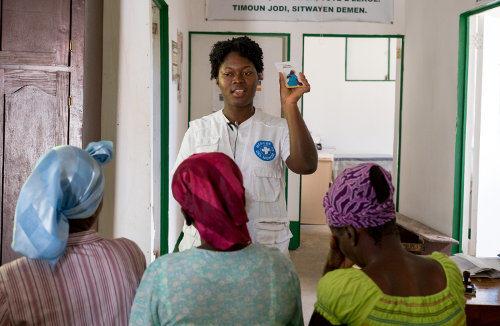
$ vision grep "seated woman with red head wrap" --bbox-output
[130,152,303,325]
[309,163,466,326]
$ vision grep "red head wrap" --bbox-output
[172,152,251,251]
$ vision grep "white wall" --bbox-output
[398,0,481,235]
[100,0,193,256]
[166,0,191,251]
[101,0,154,260]
[151,4,161,258]
[303,37,396,155]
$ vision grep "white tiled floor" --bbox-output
[290,224,331,324]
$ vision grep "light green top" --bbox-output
[130,244,303,326]
[315,252,466,325]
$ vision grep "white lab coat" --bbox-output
[173,109,292,253]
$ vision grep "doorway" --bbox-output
[300,34,405,228]
[455,2,500,257]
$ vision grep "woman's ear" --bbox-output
[258,72,263,80]
[345,225,358,247]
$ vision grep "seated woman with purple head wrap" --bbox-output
[0,141,146,325]
[130,152,303,325]
[309,163,466,326]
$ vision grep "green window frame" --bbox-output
[345,37,397,82]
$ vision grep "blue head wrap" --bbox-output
[11,141,113,265]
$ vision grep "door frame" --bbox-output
[452,0,500,254]
[152,0,169,255]
[300,34,405,246]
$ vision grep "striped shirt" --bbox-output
[0,230,146,326]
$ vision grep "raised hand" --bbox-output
[279,72,311,107]
[323,236,354,275]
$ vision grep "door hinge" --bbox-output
[69,40,73,52]
[68,96,73,108]
[396,48,401,59]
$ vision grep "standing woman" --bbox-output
[0,141,146,325]
[174,36,318,253]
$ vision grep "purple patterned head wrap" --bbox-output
[323,163,395,228]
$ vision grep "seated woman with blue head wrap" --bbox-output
[0,141,146,326]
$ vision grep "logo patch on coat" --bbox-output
[254,140,276,161]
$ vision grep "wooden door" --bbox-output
[300,158,333,225]
[0,0,72,264]
[1,0,71,65]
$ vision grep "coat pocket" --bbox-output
[250,168,282,202]
[253,222,292,245]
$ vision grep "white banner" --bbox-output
[206,0,394,23]
[475,0,499,6]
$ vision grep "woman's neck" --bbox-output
[360,235,408,267]
[222,105,255,125]
[198,240,249,252]
[68,215,97,234]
